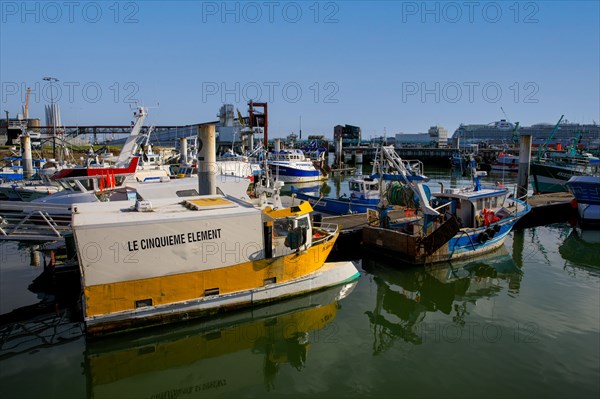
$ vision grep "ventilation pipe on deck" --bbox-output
[180,137,188,165]
[198,124,217,195]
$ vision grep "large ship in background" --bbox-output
[452,119,600,149]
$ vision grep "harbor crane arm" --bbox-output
[512,122,520,145]
[536,115,564,161]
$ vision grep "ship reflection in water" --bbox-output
[559,228,600,273]
[362,247,522,353]
[84,281,357,398]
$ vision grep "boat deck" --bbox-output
[323,207,412,232]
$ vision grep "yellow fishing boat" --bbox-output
[72,195,359,336]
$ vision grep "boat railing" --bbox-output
[400,159,424,177]
[312,222,339,245]
[0,201,72,242]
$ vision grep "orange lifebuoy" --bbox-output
[483,208,499,226]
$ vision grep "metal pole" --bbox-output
[43,77,59,159]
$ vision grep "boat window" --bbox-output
[349,182,359,191]
[297,216,310,229]
[57,181,72,190]
[274,219,292,237]
[80,179,94,191]
[61,180,81,192]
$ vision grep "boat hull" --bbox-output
[84,261,360,336]
[530,161,588,193]
[565,176,600,226]
[292,189,380,215]
[268,164,326,183]
[362,202,529,265]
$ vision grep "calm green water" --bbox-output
[1,170,599,399]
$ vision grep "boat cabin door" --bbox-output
[272,215,312,256]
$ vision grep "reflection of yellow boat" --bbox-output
[73,197,360,335]
[85,281,357,398]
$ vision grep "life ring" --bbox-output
[482,208,500,226]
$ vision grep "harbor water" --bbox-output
[1,168,599,398]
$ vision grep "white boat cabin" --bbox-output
[431,187,510,229]
[348,176,380,200]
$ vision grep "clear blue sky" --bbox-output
[1,0,599,139]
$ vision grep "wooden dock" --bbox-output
[323,207,415,259]
[323,207,407,232]
[325,192,577,260]
[329,166,355,175]
[515,192,576,229]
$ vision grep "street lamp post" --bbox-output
[43,76,59,159]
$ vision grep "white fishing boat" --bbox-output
[72,196,360,335]
[268,149,327,183]
[490,153,519,173]
[217,148,262,177]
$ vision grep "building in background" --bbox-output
[334,124,361,146]
[452,119,600,149]
[394,126,447,148]
[428,126,448,147]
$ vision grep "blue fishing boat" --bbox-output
[290,174,382,215]
[362,146,531,265]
